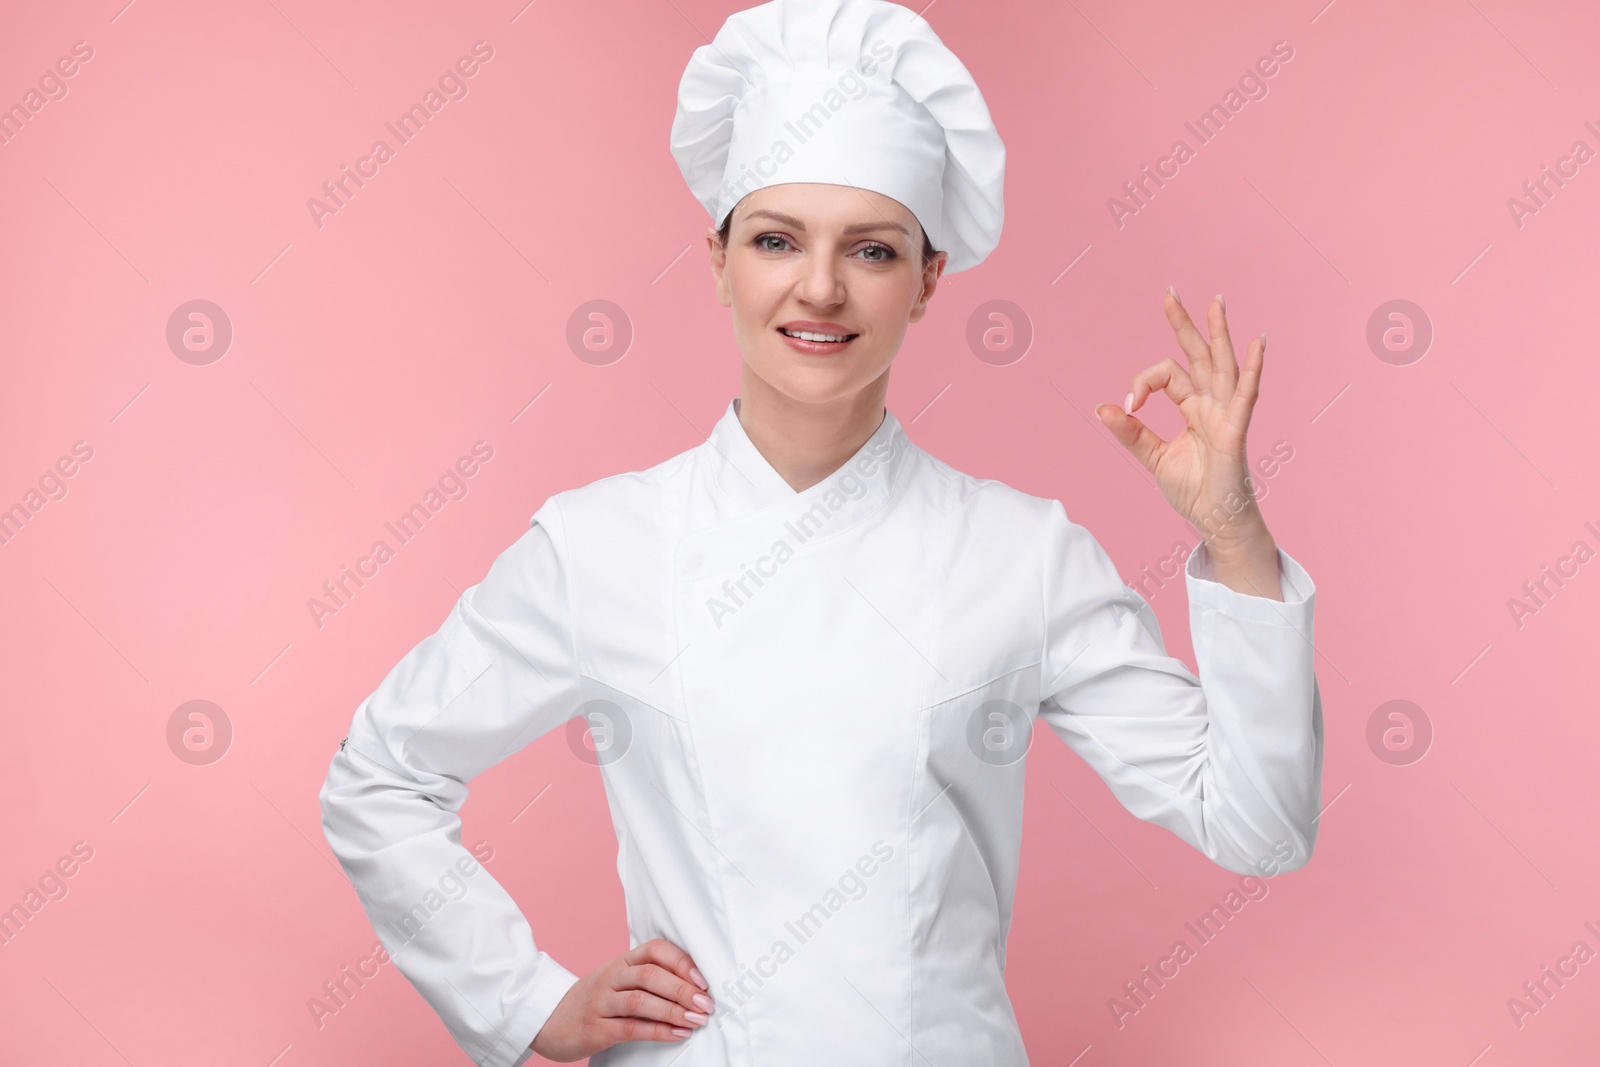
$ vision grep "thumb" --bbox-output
[1096,402,1163,471]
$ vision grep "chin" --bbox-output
[752,353,887,406]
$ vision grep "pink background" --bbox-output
[3,0,1597,1064]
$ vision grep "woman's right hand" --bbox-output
[528,938,716,1062]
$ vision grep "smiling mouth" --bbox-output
[778,327,859,343]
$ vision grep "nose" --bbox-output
[794,246,845,309]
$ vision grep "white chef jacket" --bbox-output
[319,396,1323,1067]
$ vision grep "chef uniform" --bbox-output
[319,2,1324,1066]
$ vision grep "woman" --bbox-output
[320,1,1323,1064]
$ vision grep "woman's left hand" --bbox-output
[1094,289,1283,597]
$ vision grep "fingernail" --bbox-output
[690,967,708,991]
[693,993,714,1012]
[685,1011,708,1025]
[1166,285,1180,304]
[1123,391,1133,415]
[1259,331,1267,350]
[1215,293,1225,310]
[671,1027,693,1038]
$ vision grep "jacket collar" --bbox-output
[705,396,910,516]
[675,397,915,577]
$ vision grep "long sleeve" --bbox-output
[1035,499,1324,875]
[319,497,585,1067]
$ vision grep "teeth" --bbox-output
[782,328,851,342]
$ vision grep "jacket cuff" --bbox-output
[492,952,582,1067]
[1184,540,1315,627]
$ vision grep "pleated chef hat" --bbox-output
[670,0,1005,273]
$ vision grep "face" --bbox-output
[707,183,947,406]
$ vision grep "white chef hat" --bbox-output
[670,0,1005,273]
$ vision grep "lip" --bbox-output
[777,320,859,356]
[781,320,855,335]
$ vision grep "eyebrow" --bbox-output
[741,209,912,238]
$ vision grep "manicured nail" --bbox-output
[690,967,708,991]
[671,1027,693,1038]
[685,1011,708,1025]
[1215,293,1225,310]
[1259,331,1267,350]
[1123,391,1134,414]
[693,993,714,1012]
[1166,285,1180,304]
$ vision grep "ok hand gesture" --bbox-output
[1094,289,1283,599]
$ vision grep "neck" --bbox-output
[735,369,888,493]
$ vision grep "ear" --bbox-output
[707,226,732,307]
[907,249,948,324]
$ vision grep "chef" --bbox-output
[319,1,1324,1064]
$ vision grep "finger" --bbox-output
[1126,357,1197,414]
[1162,287,1214,396]
[599,984,707,1031]
[1208,294,1239,399]
[600,1013,695,1044]
[617,960,714,1012]
[1096,402,1169,472]
[1227,331,1265,433]
[628,938,710,997]
[615,960,716,1027]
